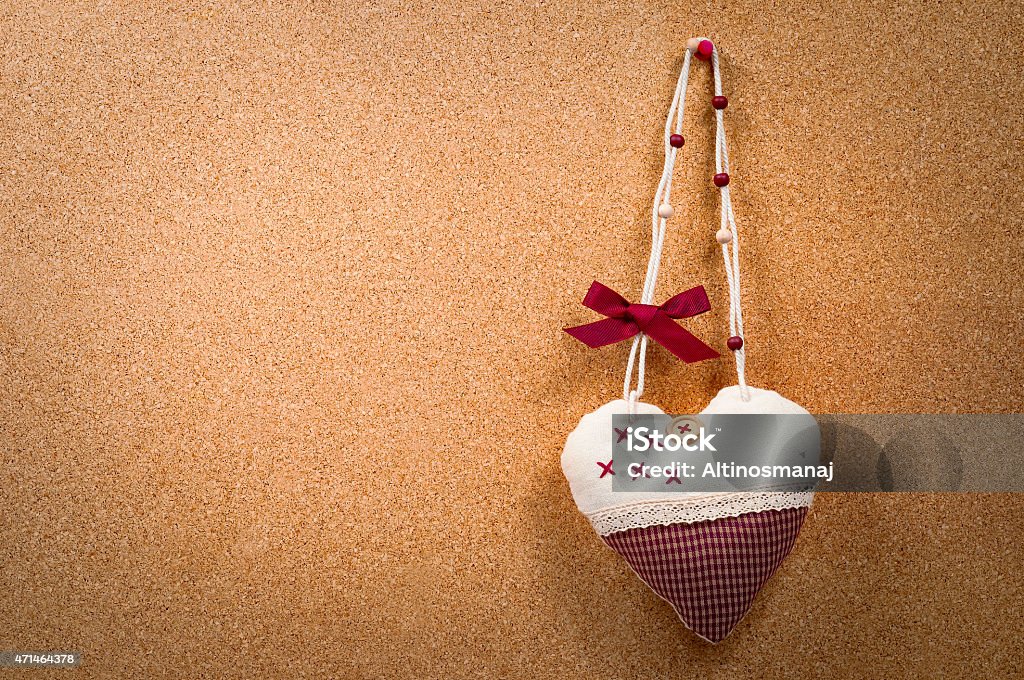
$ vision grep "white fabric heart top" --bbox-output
[562,385,815,535]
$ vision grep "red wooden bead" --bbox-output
[669,134,685,148]
[713,172,730,187]
[727,336,743,351]
[695,40,714,61]
[712,95,728,110]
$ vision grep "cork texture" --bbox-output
[1,1,1023,677]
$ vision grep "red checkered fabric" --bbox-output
[602,507,808,643]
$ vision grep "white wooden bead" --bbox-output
[686,38,702,52]
[658,203,674,219]
[716,228,733,244]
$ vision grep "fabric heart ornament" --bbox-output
[561,387,814,643]
[560,38,814,643]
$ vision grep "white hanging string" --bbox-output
[623,38,750,411]
[712,45,750,401]
[622,45,692,410]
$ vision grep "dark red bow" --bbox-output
[564,281,719,363]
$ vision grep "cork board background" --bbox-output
[2,0,1023,677]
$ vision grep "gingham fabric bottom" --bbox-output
[602,506,808,643]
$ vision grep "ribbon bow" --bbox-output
[564,281,719,363]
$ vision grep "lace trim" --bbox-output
[586,491,814,536]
